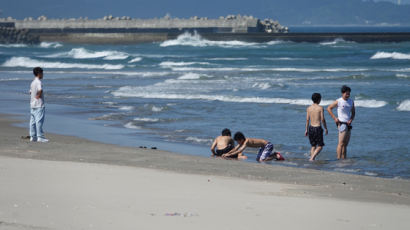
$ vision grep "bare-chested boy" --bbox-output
[210,128,235,157]
[222,132,285,162]
[305,93,328,161]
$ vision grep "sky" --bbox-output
[1,0,410,25]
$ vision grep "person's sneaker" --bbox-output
[275,152,285,161]
[37,138,49,143]
[30,137,37,142]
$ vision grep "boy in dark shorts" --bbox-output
[211,128,235,157]
[305,93,328,161]
[222,132,285,161]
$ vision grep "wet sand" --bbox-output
[1,114,410,229]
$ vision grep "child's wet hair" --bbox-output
[234,132,245,141]
[311,93,321,104]
[221,128,231,136]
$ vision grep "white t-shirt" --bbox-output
[337,97,353,122]
[30,77,44,108]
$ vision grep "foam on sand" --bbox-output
[397,100,410,111]
[371,51,410,60]
[2,57,124,70]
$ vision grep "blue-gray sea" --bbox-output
[1,31,409,179]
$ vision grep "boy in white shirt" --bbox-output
[29,67,48,142]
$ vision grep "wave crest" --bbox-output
[160,32,264,48]
[2,57,124,70]
[371,51,410,60]
[397,100,410,111]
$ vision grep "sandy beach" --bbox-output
[1,113,410,230]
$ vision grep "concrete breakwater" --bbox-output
[0,15,288,44]
[1,15,410,44]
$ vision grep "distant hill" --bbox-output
[1,0,410,26]
[265,0,410,25]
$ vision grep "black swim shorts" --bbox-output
[308,126,324,147]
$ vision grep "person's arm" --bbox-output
[305,108,310,136]
[321,107,328,135]
[210,138,217,156]
[223,139,248,158]
[348,102,355,125]
[35,89,43,99]
[327,100,339,125]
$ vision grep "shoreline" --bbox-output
[1,113,410,206]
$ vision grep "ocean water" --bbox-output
[0,32,409,179]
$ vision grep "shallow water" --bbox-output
[1,32,409,179]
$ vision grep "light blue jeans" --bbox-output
[30,107,45,139]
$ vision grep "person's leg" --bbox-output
[29,109,37,140]
[35,107,45,139]
[341,130,351,159]
[310,146,316,161]
[310,146,322,161]
[337,131,347,159]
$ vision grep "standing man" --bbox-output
[327,85,355,159]
[29,67,48,142]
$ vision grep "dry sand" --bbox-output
[1,114,410,229]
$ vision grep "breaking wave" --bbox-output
[0,44,27,48]
[39,42,63,48]
[159,61,211,67]
[207,57,248,61]
[170,66,369,72]
[2,57,124,70]
[160,32,261,48]
[320,38,350,46]
[112,87,386,108]
[44,47,129,60]
[128,57,142,63]
[397,100,410,111]
[371,51,410,60]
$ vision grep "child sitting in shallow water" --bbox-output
[222,132,284,162]
[210,128,234,157]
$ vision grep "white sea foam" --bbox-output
[0,44,27,48]
[177,72,202,80]
[334,168,360,173]
[170,66,368,72]
[370,51,410,60]
[2,57,124,70]
[119,106,134,111]
[397,100,410,111]
[151,106,164,112]
[159,61,211,67]
[252,82,271,90]
[396,74,410,78]
[185,136,212,144]
[39,42,62,48]
[160,32,261,48]
[128,57,142,63]
[113,87,387,108]
[45,47,129,60]
[320,38,349,46]
[364,171,378,177]
[354,99,387,108]
[133,117,160,122]
[207,57,248,61]
[124,122,141,129]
